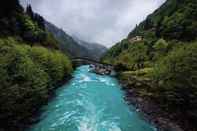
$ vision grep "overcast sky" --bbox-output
[20,0,165,47]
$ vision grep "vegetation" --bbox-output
[0,0,73,130]
[102,0,197,130]
[0,0,58,49]
[129,0,197,41]
[45,21,107,60]
[0,39,73,131]
[153,43,197,113]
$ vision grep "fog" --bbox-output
[20,0,165,47]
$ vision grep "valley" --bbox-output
[0,0,196,131]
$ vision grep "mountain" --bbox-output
[128,0,197,41]
[73,36,107,60]
[102,0,197,130]
[103,0,197,64]
[45,21,107,60]
[45,21,90,58]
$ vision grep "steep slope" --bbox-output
[102,0,197,130]
[129,0,197,40]
[45,21,90,58]
[103,0,197,65]
[73,37,107,60]
[0,1,73,130]
[45,22,107,60]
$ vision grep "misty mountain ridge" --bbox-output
[45,21,107,61]
[72,36,107,60]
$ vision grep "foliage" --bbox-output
[0,1,58,50]
[102,40,151,71]
[108,39,197,128]
[26,5,45,30]
[103,0,197,69]
[128,0,197,41]
[102,39,129,63]
[152,42,197,125]
[152,38,169,61]
[102,0,197,129]
[105,39,197,129]
[0,38,72,130]
[30,46,72,87]
[116,42,149,70]
[0,1,74,130]
[19,15,46,43]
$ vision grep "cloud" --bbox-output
[20,0,165,47]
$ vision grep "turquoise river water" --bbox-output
[29,65,156,131]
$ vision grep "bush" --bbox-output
[19,15,47,43]
[0,38,72,130]
[152,42,197,122]
[30,46,72,87]
[116,42,149,70]
[152,38,169,61]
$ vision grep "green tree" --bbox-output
[153,42,197,119]
[26,5,34,20]
[152,38,169,61]
[0,38,72,130]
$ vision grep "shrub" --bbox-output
[152,38,169,61]
[0,38,72,130]
[152,42,197,122]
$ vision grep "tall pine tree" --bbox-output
[26,5,34,19]
[26,5,45,30]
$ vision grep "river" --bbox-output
[29,65,156,131]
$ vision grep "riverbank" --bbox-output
[89,64,115,76]
[28,65,156,131]
[118,76,184,131]
[23,75,73,131]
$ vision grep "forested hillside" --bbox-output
[102,0,197,130]
[73,37,107,60]
[45,22,91,58]
[0,1,73,130]
[45,22,107,60]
